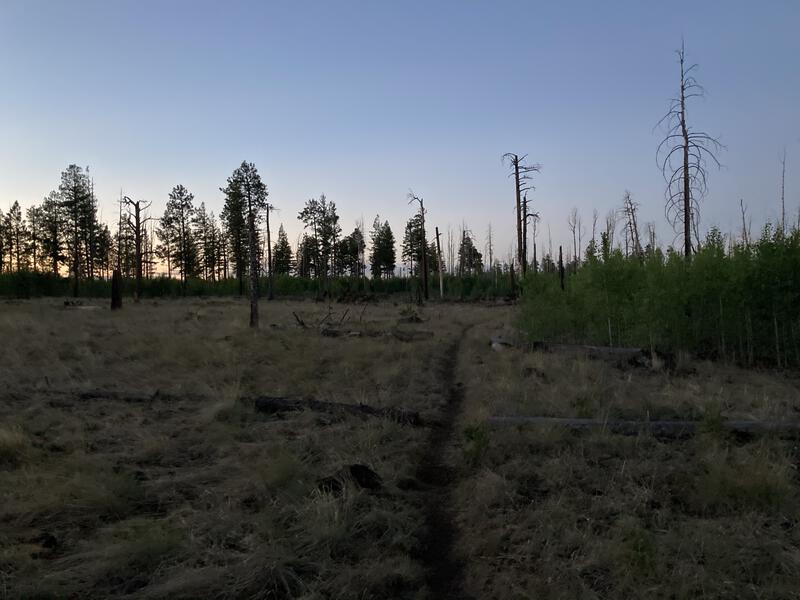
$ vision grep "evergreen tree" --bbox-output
[401,213,435,277]
[458,233,483,275]
[222,161,268,326]
[40,191,64,275]
[298,195,341,278]
[26,205,42,271]
[0,208,5,272]
[193,202,217,280]
[273,224,293,275]
[369,216,395,279]
[59,164,91,296]
[162,184,198,290]
[3,202,29,271]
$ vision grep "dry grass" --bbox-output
[3,297,799,598]
[0,297,481,599]
[451,311,800,599]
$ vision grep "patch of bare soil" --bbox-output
[413,330,474,600]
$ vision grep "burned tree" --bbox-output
[621,191,643,259]
[123,196,152,302]
[407,190,428,300]
[502,153,541,274]
[657,42,722,258]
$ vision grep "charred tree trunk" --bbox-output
[435,226,444,299]
[266,205,274,301]
[248,211,259,328]
[111,269,122,310]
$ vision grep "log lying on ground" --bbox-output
[251,395,422,426]
[488,416,800,437]
[392,328,435,342]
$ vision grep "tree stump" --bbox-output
[111,269,122,310]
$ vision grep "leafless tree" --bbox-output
[567,208,578,270]
[502,153,541,274]
[657,41,723,258]
[407,190,428,300]
[780,148,787,232]
[739,198,751,246]
[605,210,617,249]
[622,191,643,258]
[528,211,540,273]
[122,196,152,302]
[264,203,276,300]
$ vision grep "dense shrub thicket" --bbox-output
[520,225,800,367]
[0,271,515,302]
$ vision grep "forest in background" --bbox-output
[1,45,798,365]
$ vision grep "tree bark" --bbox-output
[680,53,692,258]
[248,211,259,328]
[111,269,122,310]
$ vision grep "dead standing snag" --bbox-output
[657,42,723,258]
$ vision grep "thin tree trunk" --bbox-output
[680,53,691,258]
[248,211,259,328]
[266,207,274,300]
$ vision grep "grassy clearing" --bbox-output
[0,297,485,599]
[452,312,800,599]
[2,297,799,598]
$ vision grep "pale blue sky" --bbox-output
[1,0,798,260]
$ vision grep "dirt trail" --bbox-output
[413,325,474,600]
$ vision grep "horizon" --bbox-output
[1,0,798,263]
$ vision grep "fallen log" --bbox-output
[251,395,422,426]
[392,328,435,342]
[488,416,800,437]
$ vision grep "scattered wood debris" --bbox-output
[488,415,800,437]
[317,464,382,495]
[250,395,422,426]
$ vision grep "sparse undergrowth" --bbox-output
[0,298,481,599]
[2,298,799,599]
[452,315,800,599]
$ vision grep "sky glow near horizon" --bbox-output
[1,0,798,263]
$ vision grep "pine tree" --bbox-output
[40,191,64,275]
[273,224,293,275]
[369,216,395,279]
[458,233,483,275]
[402,213,435,277]
[162,185,197,291]
[0,208,6,273]
[4,201,29,271]
[59,164,91,296]
[26,205,44,271]
[222,162,268,327]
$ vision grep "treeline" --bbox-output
[0,163,489,298]
[0,270,514,302]
[520,223,800,367]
